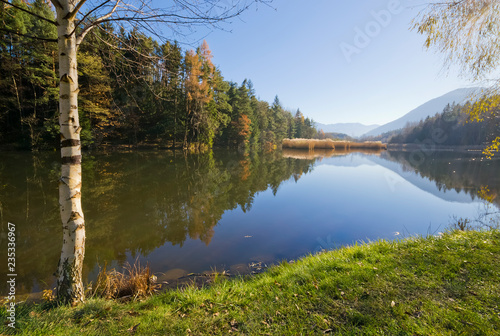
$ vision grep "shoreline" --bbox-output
[3,229,499,335]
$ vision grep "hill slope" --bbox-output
[364,88,482,137]
[316,122,379,138]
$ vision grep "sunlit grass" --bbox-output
[2,229,499,335]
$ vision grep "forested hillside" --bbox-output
[0,0,317,151]
[389,102,500,147]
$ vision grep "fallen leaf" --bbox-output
[128,323,140,335]
[29,311,40,318]
[391,301,396,307]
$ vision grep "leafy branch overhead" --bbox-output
[412,0,500,157]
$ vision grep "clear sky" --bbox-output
[178,0,474,125]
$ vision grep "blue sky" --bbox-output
[180,0,473,125]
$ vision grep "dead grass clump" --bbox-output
[91,261,159,300]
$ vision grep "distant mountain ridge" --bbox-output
[315,122,380,138]
[363,88,483,137]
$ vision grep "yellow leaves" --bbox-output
[412,0,500,80]
[483,136,500,159]
[478,185,496,202]
[465,94,500,122]
[42,289,55,302]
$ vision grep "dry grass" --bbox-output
[349,141,387,150]
[91,261,159,300]
[282,138,335,150]
[282,138,336,150]
[282,139,387,151]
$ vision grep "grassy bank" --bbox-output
[2,229,500,335]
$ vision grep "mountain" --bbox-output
[315,122,380,138]
[363,87,482,137]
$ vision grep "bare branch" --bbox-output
[76,0,121,47]
[0,0,58,26]
[0,27,58,42]
[75,0,112,31]
[64,0,88,21]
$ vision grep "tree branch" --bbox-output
[50,0,63,10]
[76,0,120,47]
[0,27,58,43]
[64,0,88,21]
[75,0,112,30]
[0,0,58,26]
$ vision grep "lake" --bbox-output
[1,148,499,297]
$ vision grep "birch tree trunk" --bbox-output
[54,0,86,305]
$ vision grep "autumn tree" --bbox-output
[412,0,500,157]
[183,42,212,148]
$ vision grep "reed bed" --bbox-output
[282,138,335,150]
[282,139,387,151]
[349,140,387,150]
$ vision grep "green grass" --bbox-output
[2,229,500,335]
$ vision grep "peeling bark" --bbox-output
[54,0,85,306]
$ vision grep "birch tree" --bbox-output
[0,0,269,306]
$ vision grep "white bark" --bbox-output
[55,0,86,306]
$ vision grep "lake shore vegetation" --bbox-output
[282,138,387,151]
[0,1,317,152]
[2,228,499,335]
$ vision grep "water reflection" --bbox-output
[382,151,500,207]
[282,148,384,160]
[0,150,315,295]
[0,148,498,297]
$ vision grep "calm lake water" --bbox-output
[1,149,499,297]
